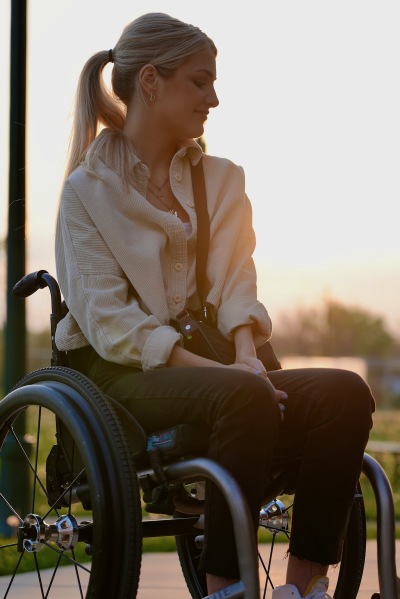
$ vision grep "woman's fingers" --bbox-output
[275,389,288,402]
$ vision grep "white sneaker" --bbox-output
[272,576,331,599]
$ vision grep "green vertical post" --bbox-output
[0,0,31,536]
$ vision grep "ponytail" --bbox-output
[65,50,125,178]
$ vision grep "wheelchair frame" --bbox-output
[0,269,397,598]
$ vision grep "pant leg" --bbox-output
[68,346,281,578]
[268,367,374,565]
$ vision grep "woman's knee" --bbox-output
[320,368,375,430]
[215,370,280,425]
[334,369,374,406]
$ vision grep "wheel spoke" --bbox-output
[33,552,46,598]
[43,467,86,521]
[3,549,25,598]
[259,534,276,597]
[0,492,23,523]
[72,547,86,598]
[31,406,42,511]
[44,553,62,599]
[0,541,18,550]
[43,541,91,574]
[8,422,58,516]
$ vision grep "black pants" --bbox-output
[68,346,374,579]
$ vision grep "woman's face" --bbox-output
[154,46,219,140]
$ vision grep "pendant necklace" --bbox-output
[147,177,179,217]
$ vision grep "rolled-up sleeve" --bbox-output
[141,326,183,370]
[218,296,272,347]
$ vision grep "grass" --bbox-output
[370,409,400,443]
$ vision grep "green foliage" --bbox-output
[143,535,177,552]
[324,302,395,356]
[273,299,397,357]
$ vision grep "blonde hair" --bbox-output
[65,13,217,180]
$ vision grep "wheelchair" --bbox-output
[0,270,397,598]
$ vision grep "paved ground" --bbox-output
[136,541,400,599]
[0,541,398,597]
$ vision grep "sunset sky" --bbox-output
[1,1,399,336]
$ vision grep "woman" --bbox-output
[55,13,374,598]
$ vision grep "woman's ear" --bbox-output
[139,64,158,96]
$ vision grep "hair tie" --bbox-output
[108,48,114,63]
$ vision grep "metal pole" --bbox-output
[0,0,30,536]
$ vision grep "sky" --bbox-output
[1,0,399,337]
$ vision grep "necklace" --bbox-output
[147,177,179,217]
[147,176,170,200]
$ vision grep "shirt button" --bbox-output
[175,263,183,271]
[186,200,194,208]
[174,173,182,182]
[173,295,182,303]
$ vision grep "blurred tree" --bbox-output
[322,301,395,356]
[273,299,396,357]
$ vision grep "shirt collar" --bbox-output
[175,139,204,165]
[92,129,203,178]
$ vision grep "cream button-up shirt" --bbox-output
[55,134,272,370]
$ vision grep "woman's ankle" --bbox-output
[286,555,329,596]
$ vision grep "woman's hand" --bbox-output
[226,358,287,419]
[168,345,287,418]
[234,355,267,377]
[232,325,287,418]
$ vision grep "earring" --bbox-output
[149,91,156,102]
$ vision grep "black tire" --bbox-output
[175,485,366,598]
[334,483,366,598]
[0,367,142,598]
[175,512,207,598]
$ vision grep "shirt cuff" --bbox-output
[218,297,272,346]
[141,326,183,370]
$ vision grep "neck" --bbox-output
[123,107,177,175]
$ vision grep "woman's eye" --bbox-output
[194,81,206,88]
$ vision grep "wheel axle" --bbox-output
[18,513,79,553]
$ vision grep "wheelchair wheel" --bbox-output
[0,367,142,598]
[175,484,366,598]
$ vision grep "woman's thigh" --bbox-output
[90,355,279,434]
[268,367,374,464]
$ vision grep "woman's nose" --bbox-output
[207,88,219,108]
